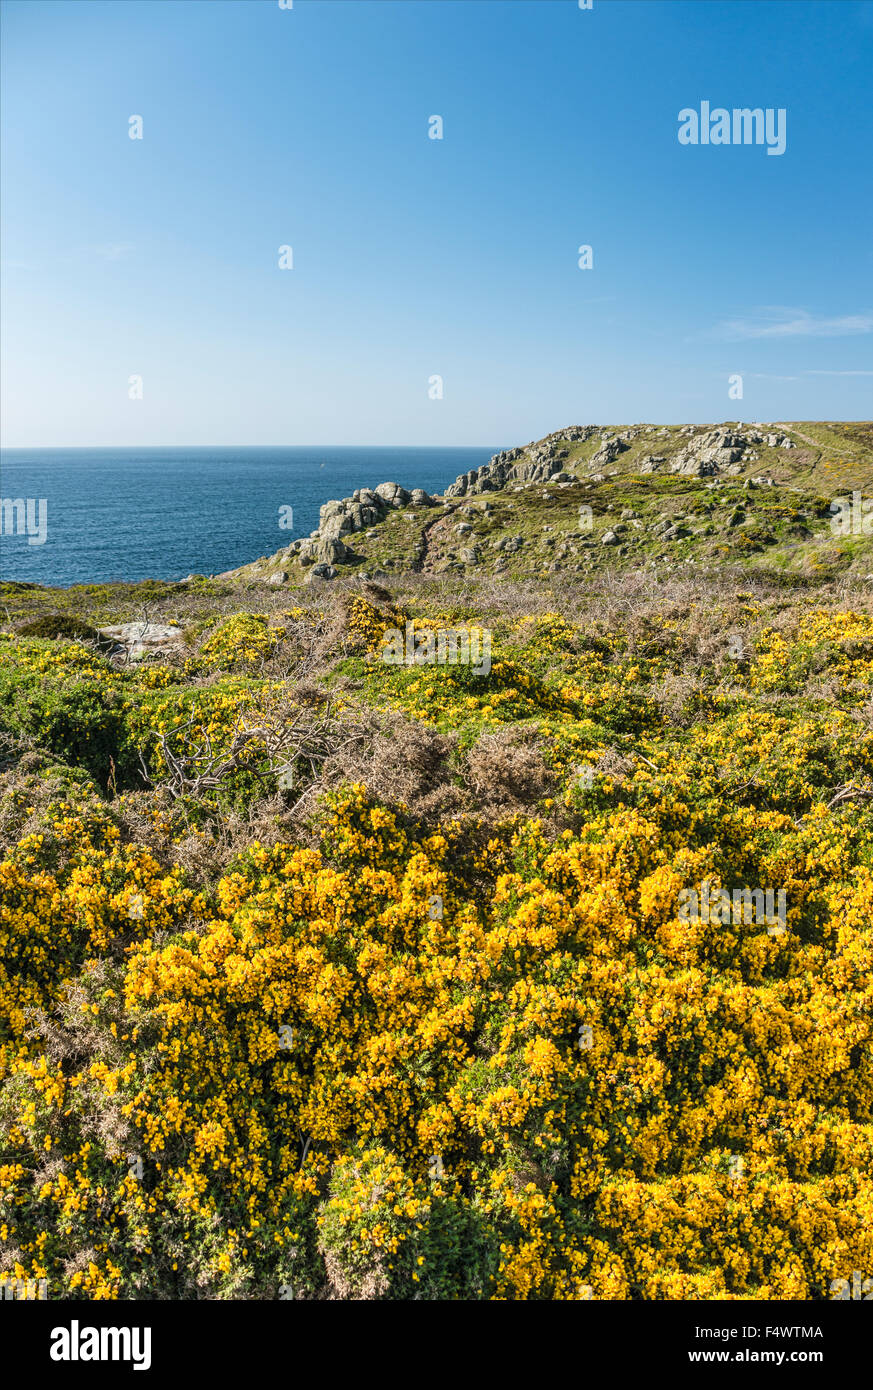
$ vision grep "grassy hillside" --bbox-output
[222,420,873,587]
[1,422,872,1302]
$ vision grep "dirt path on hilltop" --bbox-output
[412,502,465,573]
[774,426,859,457]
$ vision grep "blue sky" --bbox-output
[1,0,871,446]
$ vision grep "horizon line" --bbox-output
[0,441,510,452]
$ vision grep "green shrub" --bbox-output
[15,613,106,645]
[0,671,131,788]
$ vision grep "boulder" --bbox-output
[98,621,184,662]
[672,454,720,477]
[306,563,336,582]
[320,517,350,543]
[375,482,411,507]
[319,499,355,535]
[590,437,627,468]
[100,621,182,643]
[317,537,350,565]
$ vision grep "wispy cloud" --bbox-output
[749,372,800,382]
[802,368,873,376]
[713,307,873,340]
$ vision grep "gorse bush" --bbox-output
[0,592,872,1299]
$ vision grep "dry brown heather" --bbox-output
[0,423,872,1301]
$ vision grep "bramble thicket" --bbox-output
[1,577,872,1300]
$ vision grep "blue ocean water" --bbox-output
[0,446,500,588]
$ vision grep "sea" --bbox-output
[0,446,500,588]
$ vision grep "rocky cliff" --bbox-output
[224,420,872,587]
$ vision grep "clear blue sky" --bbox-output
[1,0,871,446]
